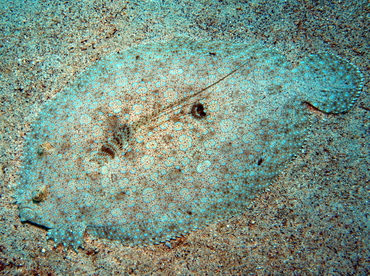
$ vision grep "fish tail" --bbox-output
[294,53,364,113]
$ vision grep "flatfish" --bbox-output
[15,37,363,250]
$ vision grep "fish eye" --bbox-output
[32,186,48,203]
[190,103,207,119]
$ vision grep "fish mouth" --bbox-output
[18,206,52,230]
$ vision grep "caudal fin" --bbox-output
[294,53,364,114]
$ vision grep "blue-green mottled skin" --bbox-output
[15,37,363,250]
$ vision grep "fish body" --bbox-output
[15,37,363,250]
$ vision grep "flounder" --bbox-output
[15,37,363,250]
